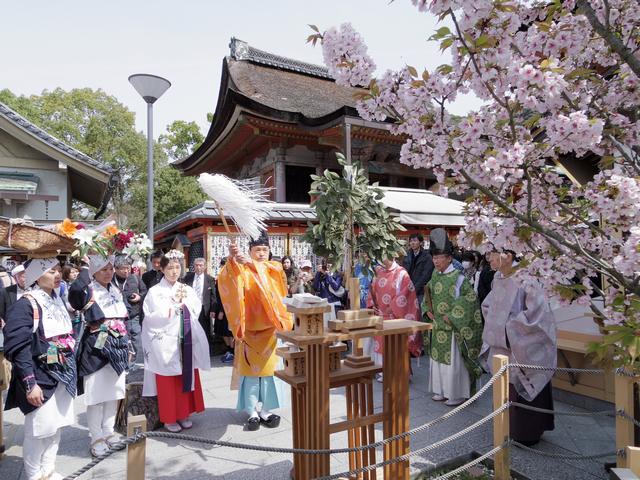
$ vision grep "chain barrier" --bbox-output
[431,443,508,480]
[313,402,511,480]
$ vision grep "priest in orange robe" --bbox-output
[217,232,293,431]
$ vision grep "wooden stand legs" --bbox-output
[305,343,330,477]
[383,334,410,480]
[346,379,377,480]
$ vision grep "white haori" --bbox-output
[141,277,210,396]
[429,336,472,401]
[91,280,128,318]
[83,365,126,406]
[25,382,75,438]
[480,272,557,402]
[28,287,72,338]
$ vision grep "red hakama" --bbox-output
[155,369,205,423]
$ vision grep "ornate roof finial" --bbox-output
[230,37,249,60]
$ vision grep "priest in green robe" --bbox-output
[423,229,483,407]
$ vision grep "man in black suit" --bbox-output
[183,257,217,351]
[0,264,27,325]
[141,250,164,290]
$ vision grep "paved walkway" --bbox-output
[1,357,616,479]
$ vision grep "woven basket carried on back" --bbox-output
[0,218,76,254]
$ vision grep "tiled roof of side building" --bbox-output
[0,102,113,174]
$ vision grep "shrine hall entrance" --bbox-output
[286,165,316,204]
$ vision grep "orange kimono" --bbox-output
[217,258,293,377]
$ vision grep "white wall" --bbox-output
[0,130,70,219]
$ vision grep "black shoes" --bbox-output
[246,417,260,431]
[245,413,281,430]
[260,414,281,428]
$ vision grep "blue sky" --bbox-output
[2,0,481,138]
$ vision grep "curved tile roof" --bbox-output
[0,102,112,174]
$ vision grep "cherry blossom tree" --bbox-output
[310,1,640,367]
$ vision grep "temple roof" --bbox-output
[226,38,362,120]
[0,102,117,215]
[173,38,375,175]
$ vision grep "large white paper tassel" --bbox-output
[197,173,272,240]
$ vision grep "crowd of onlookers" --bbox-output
[0,229,558,446]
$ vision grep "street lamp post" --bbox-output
[128,74,171,244]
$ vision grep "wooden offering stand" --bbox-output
[276,278,431,479]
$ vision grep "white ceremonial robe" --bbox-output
[85,281,128,406]
[480,272,557,402]
[141,277,211,397]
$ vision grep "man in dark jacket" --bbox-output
[112,255,147,365]
[183,257,217,352]
[402,233,434,310]
[141,250,164,290]
[0,263,27,325]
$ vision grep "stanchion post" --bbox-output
[628,447,640,476]
[127,414,147,480]
[492,354,510,480]
[616,370,636,468]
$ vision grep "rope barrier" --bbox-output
[512,441,617,461]
[431,443,508,480]
[617,409,640,428]
[61,360,621,480]
[509,363,605,375]
[313,402,512,480]
[511,401,614,417]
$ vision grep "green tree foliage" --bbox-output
[0,88,208,231]
[152,120,207,227]
[303,153,405,274]
[0,87,146,225]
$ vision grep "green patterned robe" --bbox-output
[423,269,484,382]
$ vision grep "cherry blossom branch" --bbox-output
[576,0,640,78]
[457,167,635,293]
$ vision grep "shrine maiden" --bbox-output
[4,258,76,480]
[69,254,129,457]
[141,250,210,432]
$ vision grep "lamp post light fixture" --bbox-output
[128,73,171,244]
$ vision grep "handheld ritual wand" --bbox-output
[197,173,272,243]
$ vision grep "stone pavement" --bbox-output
[1,356,617,480]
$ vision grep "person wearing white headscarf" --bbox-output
[4,257,76,480]
[69,254,129,457]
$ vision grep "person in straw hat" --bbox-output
[4,256,77,480]
[141,250,211,432]
[69,254,129,457]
